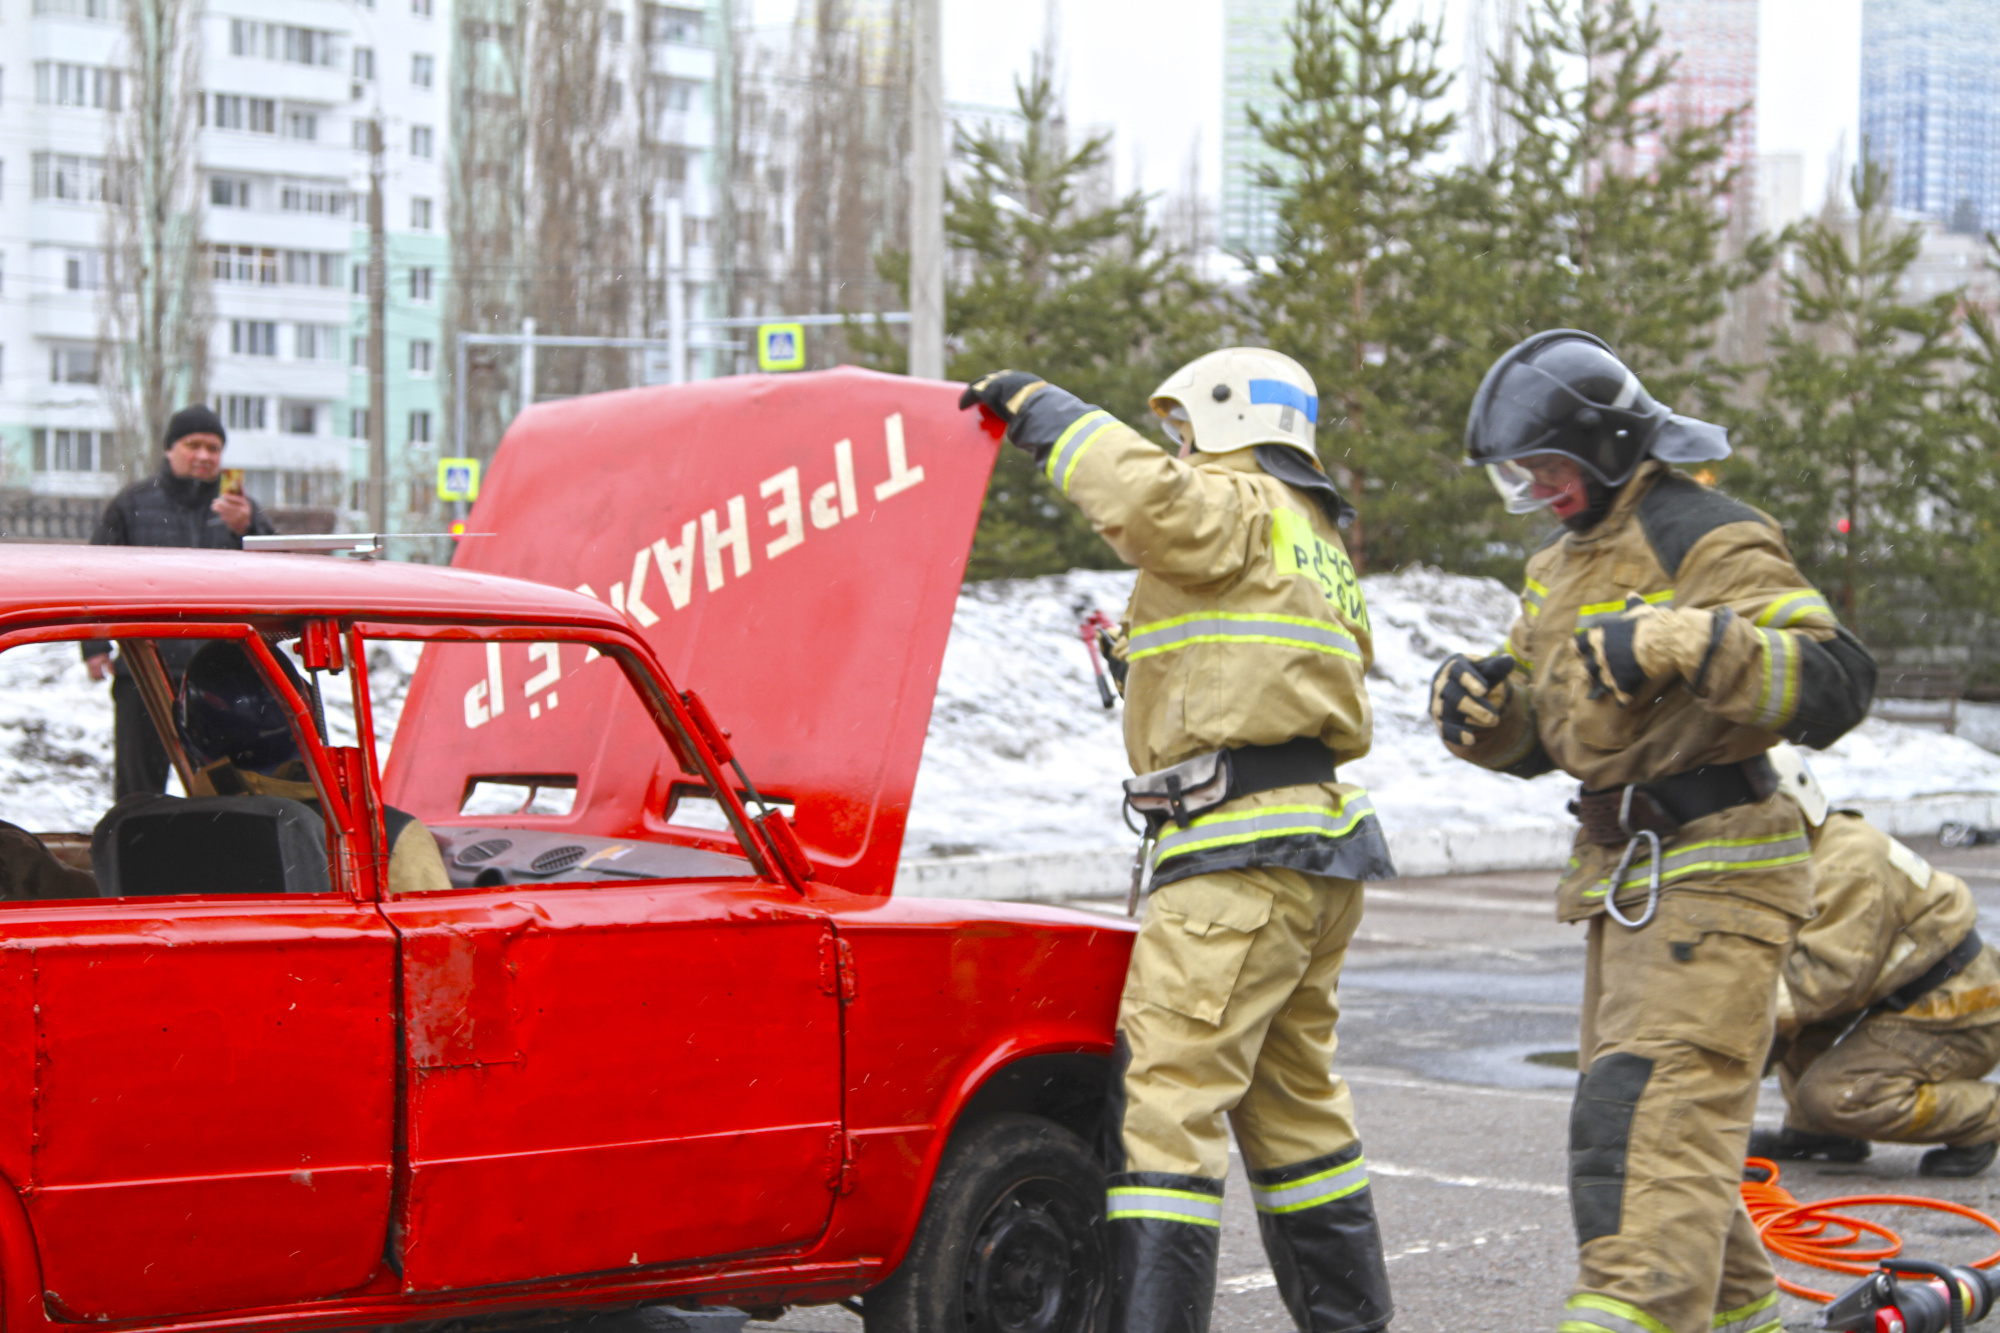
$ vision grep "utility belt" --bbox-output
[1120,737,1337,914]
[1882,930,1985,1014]
[1570,754,1780,930]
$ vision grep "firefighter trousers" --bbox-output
[1780,1016,2000,1147]
[1564,893,1798,1333]
[1108,865,1392,1333]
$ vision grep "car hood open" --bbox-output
[430,368,997,895]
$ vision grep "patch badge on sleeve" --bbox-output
[1271,507,1369,632]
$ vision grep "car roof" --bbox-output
[0,545,628,632]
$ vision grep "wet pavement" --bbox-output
[755,833,2000,1333]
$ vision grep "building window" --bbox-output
[412,0,432,16]
[212,95,276,133]
[209,175,250,207]
[32,0,117,20]
[351,334,368,366]
[49,345,98,384]
[211,245,280,284]
[218,395,266,430]
[410,196,433,229]
[353,46,374,80]
[409,266,434,301]
[64,250,103,290]
[281,183,346,214]
[409,410,433,444]
[294,324,344,360]
[648,6,703,44]
[281,26,335,66]
[284,110,317,140]
[659,79,693,112]
[409,340,434,375]
[606,9,624,41]
[349,408,369,439]
[411,53,433,87]
[410,125,433,158]
[31,153,106,202]
[34,63,121,110]
[230,321,278,356]
[32,429,109,472]
[281,402,317,435]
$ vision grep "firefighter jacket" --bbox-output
[1779,812,2000,1034]
[1038,408,1393,890]
[1449,461,1876,922]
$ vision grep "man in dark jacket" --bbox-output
[83,404,276,796]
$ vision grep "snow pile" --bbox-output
[902,567,2000,858]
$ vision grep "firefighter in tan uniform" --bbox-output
[962,351,1395,1333]
[1430,332,1876,1333]
[1750,750,2000,1178]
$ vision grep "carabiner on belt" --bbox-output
[1604,785,1663,929]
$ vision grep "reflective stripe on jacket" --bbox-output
[1036,405,1390,887]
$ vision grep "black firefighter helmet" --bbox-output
[1464,329,1729,515]
[176,639,309,778]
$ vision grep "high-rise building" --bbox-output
[1861,0,2000,234]
[1220,0,1290,258]
[0,0,449,529]
[1642,0,1759,179]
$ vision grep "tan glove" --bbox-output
[1429,653,1516,747]
[1574,594,1718,707]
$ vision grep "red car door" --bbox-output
[375,636,845,1291]
[0,632,398,1323]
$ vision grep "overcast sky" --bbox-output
[939,0,1864,224]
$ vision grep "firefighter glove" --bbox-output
[1574,594,1717,707]
[1430,652,1515,747]
[960,371,1048,438]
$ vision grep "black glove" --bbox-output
[959,371,1049,436]
[1430,653,1517,747]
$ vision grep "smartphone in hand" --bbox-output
[220,469,245,496]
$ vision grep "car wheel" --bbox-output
[863,1112,1104,1333]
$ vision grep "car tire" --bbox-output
[863,1112,1105,1333]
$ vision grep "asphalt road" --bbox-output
[756,833,2000,1333]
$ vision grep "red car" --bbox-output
[0,373,1131,1333]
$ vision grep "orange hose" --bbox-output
[1742,1157,2000,1301]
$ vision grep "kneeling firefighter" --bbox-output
[1430,331,1876,1333]
[1754,748,2000,1178]
[962,351,1396,1333]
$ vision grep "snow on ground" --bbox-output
[902,567,2000,859]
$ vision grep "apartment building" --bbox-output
[0,0,447,529]
[1862,0,2000,233]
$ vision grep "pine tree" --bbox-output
[1727,162,1958,646]
[1491,0,1768,406]
[866,61,1224,579]
[1247,0,1514,575]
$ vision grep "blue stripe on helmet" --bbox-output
[1249,379,1318,424]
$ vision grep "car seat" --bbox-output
[89,794,333,898]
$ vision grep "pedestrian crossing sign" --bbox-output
[757,323,806,372]
[437,458,481,502]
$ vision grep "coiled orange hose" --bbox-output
[1742,1157,2000,1301]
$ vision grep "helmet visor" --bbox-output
[1486,454,1577,515]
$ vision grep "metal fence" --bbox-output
[0,492,102,543]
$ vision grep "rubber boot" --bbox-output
[1105,1172,1222,1333]
[1746,1125,1870,1164]
[1249,1146,1393,1333]
[1920,1140,1999,1178]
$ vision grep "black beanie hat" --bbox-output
[164,403,226,451]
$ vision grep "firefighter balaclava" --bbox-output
[1464,329,1730,530]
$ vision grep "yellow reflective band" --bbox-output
[1754,590,1835,629]
[1524,578,1549,597]
[1251,1156,1369,1213]
[1713,1292,1780,1333]
[1563,1293,1675,1333]
[1126,610,1360,663]
[1577,589,1675,623]
[1584,831,1812,898]
[1752,627,1799,728]
[1154,798,1375,864]
[1044,411,1118,496]
[1105,1186,1224,1227]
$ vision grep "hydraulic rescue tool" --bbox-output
[1077,609,1120,709]
[1818,1262,1993,1333]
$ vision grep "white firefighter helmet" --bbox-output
[1149,348,1320,458]
[1767,743,1829,827]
